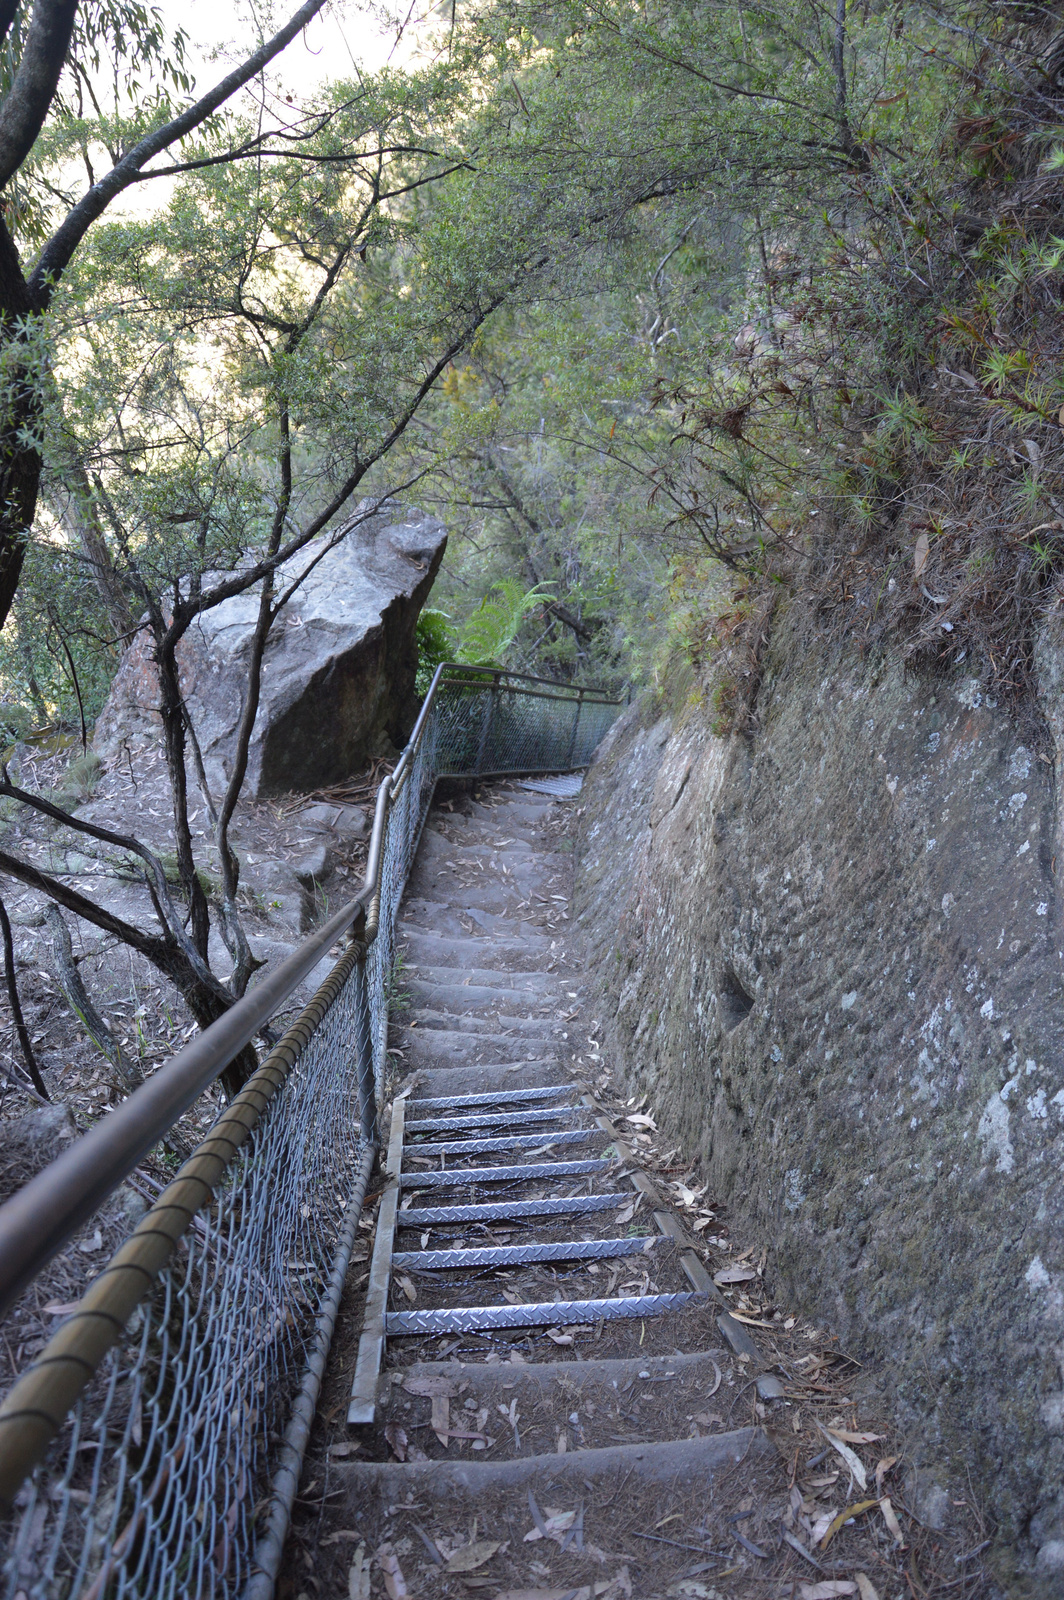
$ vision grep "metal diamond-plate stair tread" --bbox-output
[339,779,784,1589]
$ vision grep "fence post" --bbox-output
[564,688,585,769]
[353,958,379,1146]
[475,674,499,775]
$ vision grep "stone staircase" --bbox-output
[325,781,798,1599]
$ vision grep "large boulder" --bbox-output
[94,502,446,797]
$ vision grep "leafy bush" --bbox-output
[457,580,551,666]
[415,608,457,695]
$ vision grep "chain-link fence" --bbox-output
[0,665,621,1600]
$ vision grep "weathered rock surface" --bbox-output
[572,613,1064,1589]
[94,501,446,797]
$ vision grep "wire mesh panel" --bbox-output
[1,966,366,1600]
[429,674,617,780]
[0,664,622,1600]
[364,671,620,1092]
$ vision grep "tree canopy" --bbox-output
[0,0,1058,1095]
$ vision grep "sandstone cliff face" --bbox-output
[573,615,1064,1584]
[94,502,446,798]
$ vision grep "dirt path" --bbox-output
[281,781,998,1600]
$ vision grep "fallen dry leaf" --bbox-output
[855,1576,881,1600]
[398,1274,416,1303]
[874,1455,898,1493]
[493,1591,591,1600]
[820,1499,879,1549]
[376,1542,408,1599]
[879,1496,905,1547]
[347,1543,370,1599]
[624,1112,657,1129]
[799,1585,857,1600]
[914,531,930,578]
[328,1442,362,1459]
[545,1328,573,1345]
[714,1265,758,1286]
[810,1511,835,1545]
[444,1539,503,1572]
[524,1508,577,1543]
[816,1420,867,1490]
[383,1422,407,1462]
[828,1429,883,1445]
[431,1393,450,1447]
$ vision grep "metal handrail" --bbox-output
[0,654,622,1539]
[436,662,619,700]
[0,660,621,1319]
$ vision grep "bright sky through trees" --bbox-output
[156,0,412,90]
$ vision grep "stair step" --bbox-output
[401,1028,553,1063]
[397,1193,628,1228]
[405,1010,559,1038]
[405,1104,577,1134]
[385,1290,706,1335]
[400,1157,610,1190]
[388,1348,727,1401]
[408,1084,576,1110]
[408,980,563,1009]
[409,964,559,990]
[392,1235,658,1270]
[407,1129,597,1156]
[399,901,536,937]
[334,1427,774,1499]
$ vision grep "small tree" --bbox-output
[0,23,563,1091]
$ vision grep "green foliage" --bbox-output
[416,609,457,695]
[456,580,552,666]
[66,752,102,801]
[1,0,1058,743]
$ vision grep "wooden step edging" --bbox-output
[348,1097,406,1425]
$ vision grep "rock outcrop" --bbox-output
[573,615,1064,1588]
[94,502,446,797]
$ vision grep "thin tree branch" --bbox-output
[45,902,142,1093]
[0,891,48,1098]
[30,0,333,302]
[0,770,229,1003]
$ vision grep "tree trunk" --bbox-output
[47,465,136,644]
